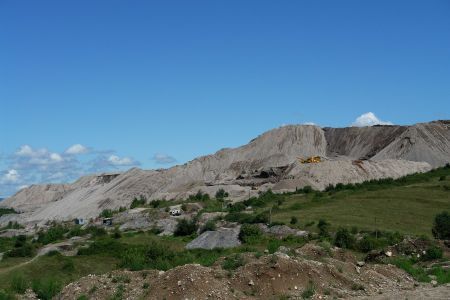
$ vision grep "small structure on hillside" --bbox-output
[102,218,113,226]
[74,218,85,225]
[170,208,181,216]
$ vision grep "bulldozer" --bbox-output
[298,156,322,164]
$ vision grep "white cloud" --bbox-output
[152,153,177,165]
[65,144,89,155]
[50,153,63,162]
[351,112,393,127]
[302,122,317,126]
[2,145,141,196]
[16,145,35,156]
[1,169,20,183]
[108,155,134,166]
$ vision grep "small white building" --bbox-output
[170,208,181,216]
[74,218,85,225]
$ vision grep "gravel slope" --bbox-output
[2,121,448,223]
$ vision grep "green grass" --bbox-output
[0,237,15,253]
[0,254,118,291]
[0,257,29,270]
[0,167,448,297]
[390,257,450,284]
[270,168,450,236]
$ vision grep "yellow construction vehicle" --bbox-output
[298,156,322,164]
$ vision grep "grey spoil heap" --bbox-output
[1,120,448,223]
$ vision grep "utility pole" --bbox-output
[375,217,378,239]
[269,206,272,225]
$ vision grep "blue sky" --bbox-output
[1,0,449,197]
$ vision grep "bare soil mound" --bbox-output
[57,243,431,300]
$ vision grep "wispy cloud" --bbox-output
[152,153,177,165]
[108,155,137,166]
[1,169,20,184]
[351,112,393,127]
[0,144,141,197]
[65,144,89,155]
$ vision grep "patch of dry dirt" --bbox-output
[56,243,445,300]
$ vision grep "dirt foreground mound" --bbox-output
[56,243,446,300]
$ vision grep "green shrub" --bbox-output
[423,246,443,261]
[334,228,355,249]
[120,247,147,271]
[222,254,244,270]
[267,239,282,254]
[112,275,130,284]
[37,225,68,245]
[68,225,84,237]
[215,188,229,199]
[10,272,28,294]
[14,235,26,247]
[77,295,88,300]
[130,196,146,209]
[32,277,63,300]
[87,226,107,237]
[428,266,450,284]
[242,189,284,208]
[174,219,198,236]
[225,212,250,223]
[439,175,446,181]
[317,219,330,238]
[100,209,113,218]
[112,227,122,239]
[110,284,124,300]
[290,216,298,225]
[189,190,210,201]
[0,208,17,217]
[150,200,162,208]
[253,212,270,224]
[391,258,430,282]
[356,236,378,253]
[432,211,450,239]
[4,221,23,229]
[228,202,246,213]
[7,243,35,257]
[200,220,217,233]
[225,211,269,224]
[77,238,124,256]
[351,284,365,291]
[149,226,162,235]
[302,186,313,194]
[301,281,315,299]
[239,224,262,243]
[46,250,61,257]
[145,242,177,270]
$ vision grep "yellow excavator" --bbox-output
[298,156,322,164]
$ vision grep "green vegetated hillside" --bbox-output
[271,167,450,237]
[0,166,449,299]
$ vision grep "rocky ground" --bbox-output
[50,242,450,300]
